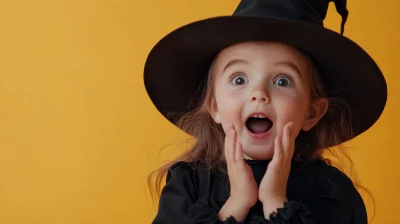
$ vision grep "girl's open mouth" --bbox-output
[245,115,273,134]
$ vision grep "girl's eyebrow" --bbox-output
[222,59,249,73]
[222,59,303,77]
[275,60,302,78]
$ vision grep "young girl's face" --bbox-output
[209,41,327,160]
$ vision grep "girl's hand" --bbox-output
[218,124,258,221]
[259,122,295,217]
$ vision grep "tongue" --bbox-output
[247,118,272,133]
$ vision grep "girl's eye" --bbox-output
[231,75,248,85]
[274,76,293,87]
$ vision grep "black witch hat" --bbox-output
[144,0,387,147]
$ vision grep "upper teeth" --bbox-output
[251,114,266,118]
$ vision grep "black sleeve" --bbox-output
[304,165,368,224]
[263,200,317,224]
[152,162,246,224]
[264,165,367,224]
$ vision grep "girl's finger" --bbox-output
[224,125,232,162]
[273,135,283,162]
[282,122,292,155]
[230,125,237,161]
[225,124,236,163]
[224,133,231,162]
[235,142,244,164]
[283,122,295,161]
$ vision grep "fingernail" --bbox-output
[287,123,293,134]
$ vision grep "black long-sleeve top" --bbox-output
[152,159,367,223]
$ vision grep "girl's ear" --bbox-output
[302,98,328,131]
[208,97,221,124]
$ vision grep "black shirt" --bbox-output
[152,159,367,223]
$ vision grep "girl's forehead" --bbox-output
[215,41,308,66]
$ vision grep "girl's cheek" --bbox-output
[276,95,306,117]
[221,87,245,101]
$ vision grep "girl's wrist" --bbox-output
[230,195,256,210]
[261,197,288,219]
[218,197,251,222]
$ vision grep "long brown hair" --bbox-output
[147,43,375,222]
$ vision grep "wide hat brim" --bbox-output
[144,16,387,148]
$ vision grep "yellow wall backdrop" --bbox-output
[1,0,399,223]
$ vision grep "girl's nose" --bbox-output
[250,90,270,104]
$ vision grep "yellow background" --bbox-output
[1,0,399,223]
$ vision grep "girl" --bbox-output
[144,0,387,223]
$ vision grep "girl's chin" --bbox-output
[243,148,274,160]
